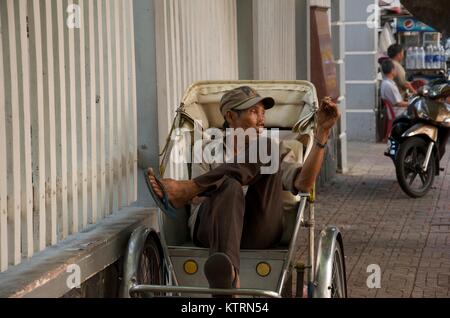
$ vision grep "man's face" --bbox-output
[397,50,405,62]
[227,102,266,133]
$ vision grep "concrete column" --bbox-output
[331,0,348,173]
[344,0,378,142]
[133,0,159,207]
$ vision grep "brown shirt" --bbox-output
[393,60,408,97]
[188,135,303,238]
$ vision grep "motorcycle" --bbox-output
[385,81,450,198]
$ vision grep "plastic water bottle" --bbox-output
[406,47,413,69]
[433,46,440,69]
[413,47,419,69]
[419,47,426,69]
[440,46,446,69]
[415,47,422,69]
[425,46,432,69]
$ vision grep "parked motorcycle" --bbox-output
[385,81,450,198]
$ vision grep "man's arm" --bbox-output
[394,61,416,94]
[384,82,407,108]
[395,100,408,108]
[404,82,417,94]
[295,98,340,193]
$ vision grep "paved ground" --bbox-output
[295,141,450,298]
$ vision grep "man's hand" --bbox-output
[294,97,340,193]
[316,97,341,132]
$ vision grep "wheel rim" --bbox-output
[136,239,163,297]
[330,247,346,298]
[402,145,433,193]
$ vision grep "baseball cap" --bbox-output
[220,86,275,117]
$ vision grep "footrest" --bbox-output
[129,284,281,298]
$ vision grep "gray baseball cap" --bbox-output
[220,86,275,117]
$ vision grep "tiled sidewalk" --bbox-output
[295,141,450,298]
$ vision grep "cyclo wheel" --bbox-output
[134,236,164,297]
[314,230,347,298]
[330,240,347,298]
[395,137,435,198]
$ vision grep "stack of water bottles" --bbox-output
[405,45,447,70]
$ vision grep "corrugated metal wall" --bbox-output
[154,0,239,178]
[0,0,137,272]
[253,0,296,80]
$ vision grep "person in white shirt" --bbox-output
[380,59,408,117]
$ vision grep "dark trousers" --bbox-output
[192,162,285,272]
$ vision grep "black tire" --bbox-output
[395,137,436,198]
[135,236,164,297]
[330,240,347,298]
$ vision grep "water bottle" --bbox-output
[419,47,426,69]
[406,47,413,69]
[414,47,419,69]
[432,46,436,68]
[425,46,432,69]
[433,46,440,69]
[440,46,446,69]
[415,47,422,69]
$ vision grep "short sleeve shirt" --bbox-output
[380,78,403,107]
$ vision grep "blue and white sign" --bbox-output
[396,17,437,32]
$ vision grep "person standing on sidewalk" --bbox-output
[388,44,417,97]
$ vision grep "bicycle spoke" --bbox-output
[409,172,418,185]
[412,147,418,162]
[419,172,427,185]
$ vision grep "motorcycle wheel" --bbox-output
[395,137,436,198]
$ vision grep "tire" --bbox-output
[395,137,436,198]
[134,236,164,297]
[330,240,347,298]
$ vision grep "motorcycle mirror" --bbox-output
[417,86,429,97]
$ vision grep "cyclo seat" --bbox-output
[159,81,319,247]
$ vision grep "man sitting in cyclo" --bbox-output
[146,86,340,292]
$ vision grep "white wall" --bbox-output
[154,0,239,177]
[0,0,137,272]
[252,0,297,80]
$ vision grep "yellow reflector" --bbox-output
[183,260,198,275]
[256,262,271,277]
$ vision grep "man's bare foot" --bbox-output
[147,168,203,209]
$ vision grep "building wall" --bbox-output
[344,0,378,141]
[154,0,239,179]
[0,0,137,273]
[133,0,159,207]
[252,0,296,80]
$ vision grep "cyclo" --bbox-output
[120,81,347,298]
